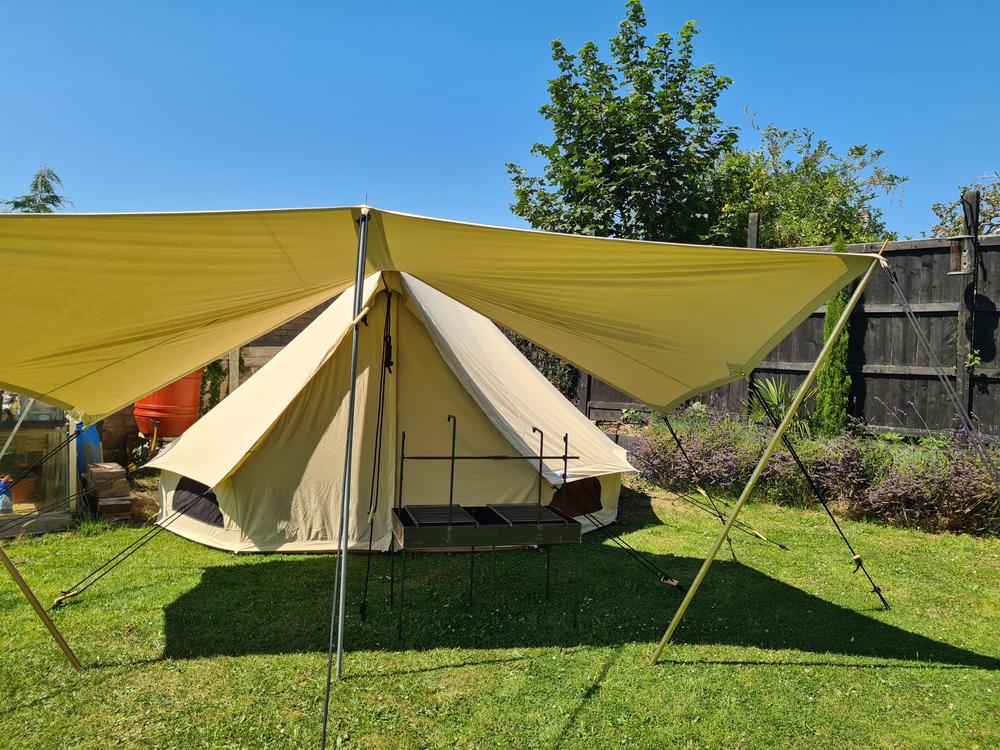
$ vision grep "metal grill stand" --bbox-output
[389,423,583,637]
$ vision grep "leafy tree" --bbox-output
[506,0,735,395]
[813,238,853,436]
[3,165,70,213]
[929,173,1000,237]
[709,123,904,248]
[507,0,737,242]
[504,330,578,399]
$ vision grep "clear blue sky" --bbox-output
[1,1,997,239]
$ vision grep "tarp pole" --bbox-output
[0,543,82,670]
[650,246,886,665]
[336,207,370,679]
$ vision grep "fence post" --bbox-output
[227,348,241,397]
[955,190,981,417]
[746,212,759,250]
[575,373,590,417]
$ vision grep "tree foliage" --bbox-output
[813,238,853,436]
[507,0,736,242]
[709,123,904,247]
[506,0,904,407]
[505,0,737,395]
[929,172,1000,237]
[504,330,579,399]
[3,165,70,213]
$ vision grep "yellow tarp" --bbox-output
[0,206,874,422]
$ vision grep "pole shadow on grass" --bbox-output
[161,534,998,671]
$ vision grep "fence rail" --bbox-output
[575,235,1000,434]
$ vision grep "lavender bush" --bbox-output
[630,405,999,535]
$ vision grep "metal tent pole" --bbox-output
[0,397,34,463]
[328,205,371,689]
[336,206,370,676]
[650,245,886,665]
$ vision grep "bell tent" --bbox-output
[147,271,634,553]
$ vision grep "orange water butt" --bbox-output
[134,370,203,437]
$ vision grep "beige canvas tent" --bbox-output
[147,271,633,553]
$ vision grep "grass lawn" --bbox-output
[1,486,997,749]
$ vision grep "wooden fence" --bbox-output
[575,235,1000,435]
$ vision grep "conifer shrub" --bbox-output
[813,237,853,436]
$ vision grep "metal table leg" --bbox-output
[572,547,579,630]
[396,547,407,640]
[469,546,475,607]
[388,535,395,608]
[544,544,551,601]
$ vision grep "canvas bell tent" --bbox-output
[147,271,633,553]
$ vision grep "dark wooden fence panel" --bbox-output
[575,237,1000,435]
[971,244,1000,433]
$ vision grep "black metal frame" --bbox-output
[389,422,584,638]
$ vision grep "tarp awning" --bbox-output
[0,206,874,422]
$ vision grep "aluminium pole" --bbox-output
[0,397,34,463]
[335,206,370,679]
[321,205,371,747]
[650,243,887,665]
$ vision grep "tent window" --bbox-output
[550,477,602,517]
[174,477,223,528]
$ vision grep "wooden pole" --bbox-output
[0,543,82,670]
[650,243,887,665]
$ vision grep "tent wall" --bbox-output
[215,293,392,553]
[403,273,633,481]
[158,472,244,551]
[394,298,540,509]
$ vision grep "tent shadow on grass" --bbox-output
[162,531,999,670]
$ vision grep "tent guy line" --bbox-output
[359,289,394,624]
[750,388,889,610]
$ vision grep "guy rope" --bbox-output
[750,388,888,609]
[660,414,790,556]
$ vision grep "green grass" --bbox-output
[1,487,998,749]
